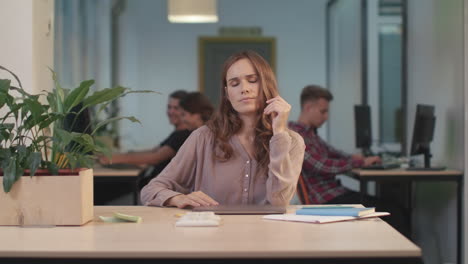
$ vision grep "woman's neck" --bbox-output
[236,114,257,159]
[237,114,256,138]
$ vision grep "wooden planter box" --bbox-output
[0,168,93,226]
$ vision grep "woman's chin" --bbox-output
[235,108,257,116]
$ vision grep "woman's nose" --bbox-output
[240,81,250,94]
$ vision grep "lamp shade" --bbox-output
[168,0,218,23]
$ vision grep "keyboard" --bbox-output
[361,163,401,170]
[175,212,221,227]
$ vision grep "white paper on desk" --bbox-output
[262,212,390,224]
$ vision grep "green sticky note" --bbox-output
[99,216,127,223]
[114,212,142,223]
[99,212,142,223]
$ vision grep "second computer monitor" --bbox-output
[354,105,372,155]
[409,104,436,168]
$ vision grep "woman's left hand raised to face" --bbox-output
[264,96,291,134]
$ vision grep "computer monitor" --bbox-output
[409,104,442,170]
[354,105,372,155]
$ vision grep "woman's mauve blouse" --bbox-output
[140,125,305,206]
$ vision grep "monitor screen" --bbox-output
[409,104,436,168]
[354,105,372,152]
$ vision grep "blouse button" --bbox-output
[244,188,248,192]
[245,174,249,178]
[246,160,250,164]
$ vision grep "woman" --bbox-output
[179,92,214,130]
[141,50,305,208]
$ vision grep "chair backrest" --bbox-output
[296,174,312,204]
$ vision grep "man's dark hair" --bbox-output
[169,90,188,101]
[180,92,214,122]
[300,85,333,109]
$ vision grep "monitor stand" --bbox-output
[406,150,446,171]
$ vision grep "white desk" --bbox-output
[0,206,422,263]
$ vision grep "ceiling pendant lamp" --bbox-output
[168,0,218,23]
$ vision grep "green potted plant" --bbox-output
[0,65,151,225]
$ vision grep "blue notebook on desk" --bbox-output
[296,207,375,217]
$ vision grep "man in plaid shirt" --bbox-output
[288,85,381,204]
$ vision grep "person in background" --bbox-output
[289,85,381,204]
[179,92,214,131]
[137,91,215,188]
[141,50,305,208]
[289,84,409,236]
[99,90,191,174]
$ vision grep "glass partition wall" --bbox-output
[327,0,406,156]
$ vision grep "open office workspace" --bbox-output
[0,0,466,264]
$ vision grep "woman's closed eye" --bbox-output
[229,80,240,87]
[247,76,258,83]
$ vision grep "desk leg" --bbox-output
[360,180,368,204]
[134,178,140,205]
[457,179,462,264]
[408,181,413,238]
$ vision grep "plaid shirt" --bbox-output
[288,121,364,204]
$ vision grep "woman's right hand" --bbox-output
[165,191,219,208]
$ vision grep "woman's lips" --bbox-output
[240,97,255,102]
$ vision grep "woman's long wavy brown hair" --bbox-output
[207,50,279,169]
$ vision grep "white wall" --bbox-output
[0,0,54,113]
[32,0,54,95]
[117,0,327,150]
[407,0,464,263]
[0,0,34,90]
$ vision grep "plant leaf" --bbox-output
[16,145,28,163]
[123,89,160,95]
[23,96,46,120]
[75,155,93,169]
[2,157,23,193]
[0,79,11,108]
[65,152,77,169]
[92,116,140,135]
[0,65,24,91]
[28,152,42,176]
[94,138,112,157]
[0,148,12,168]
[38,113,62,130]
[0,79,10,94]
[63,80,94,112]
[44,161,59,175]
[24,114,49,130]
[82,86,127,108]
[50,69,65,114]
[54,128,73,147]
[0,123,14,131]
